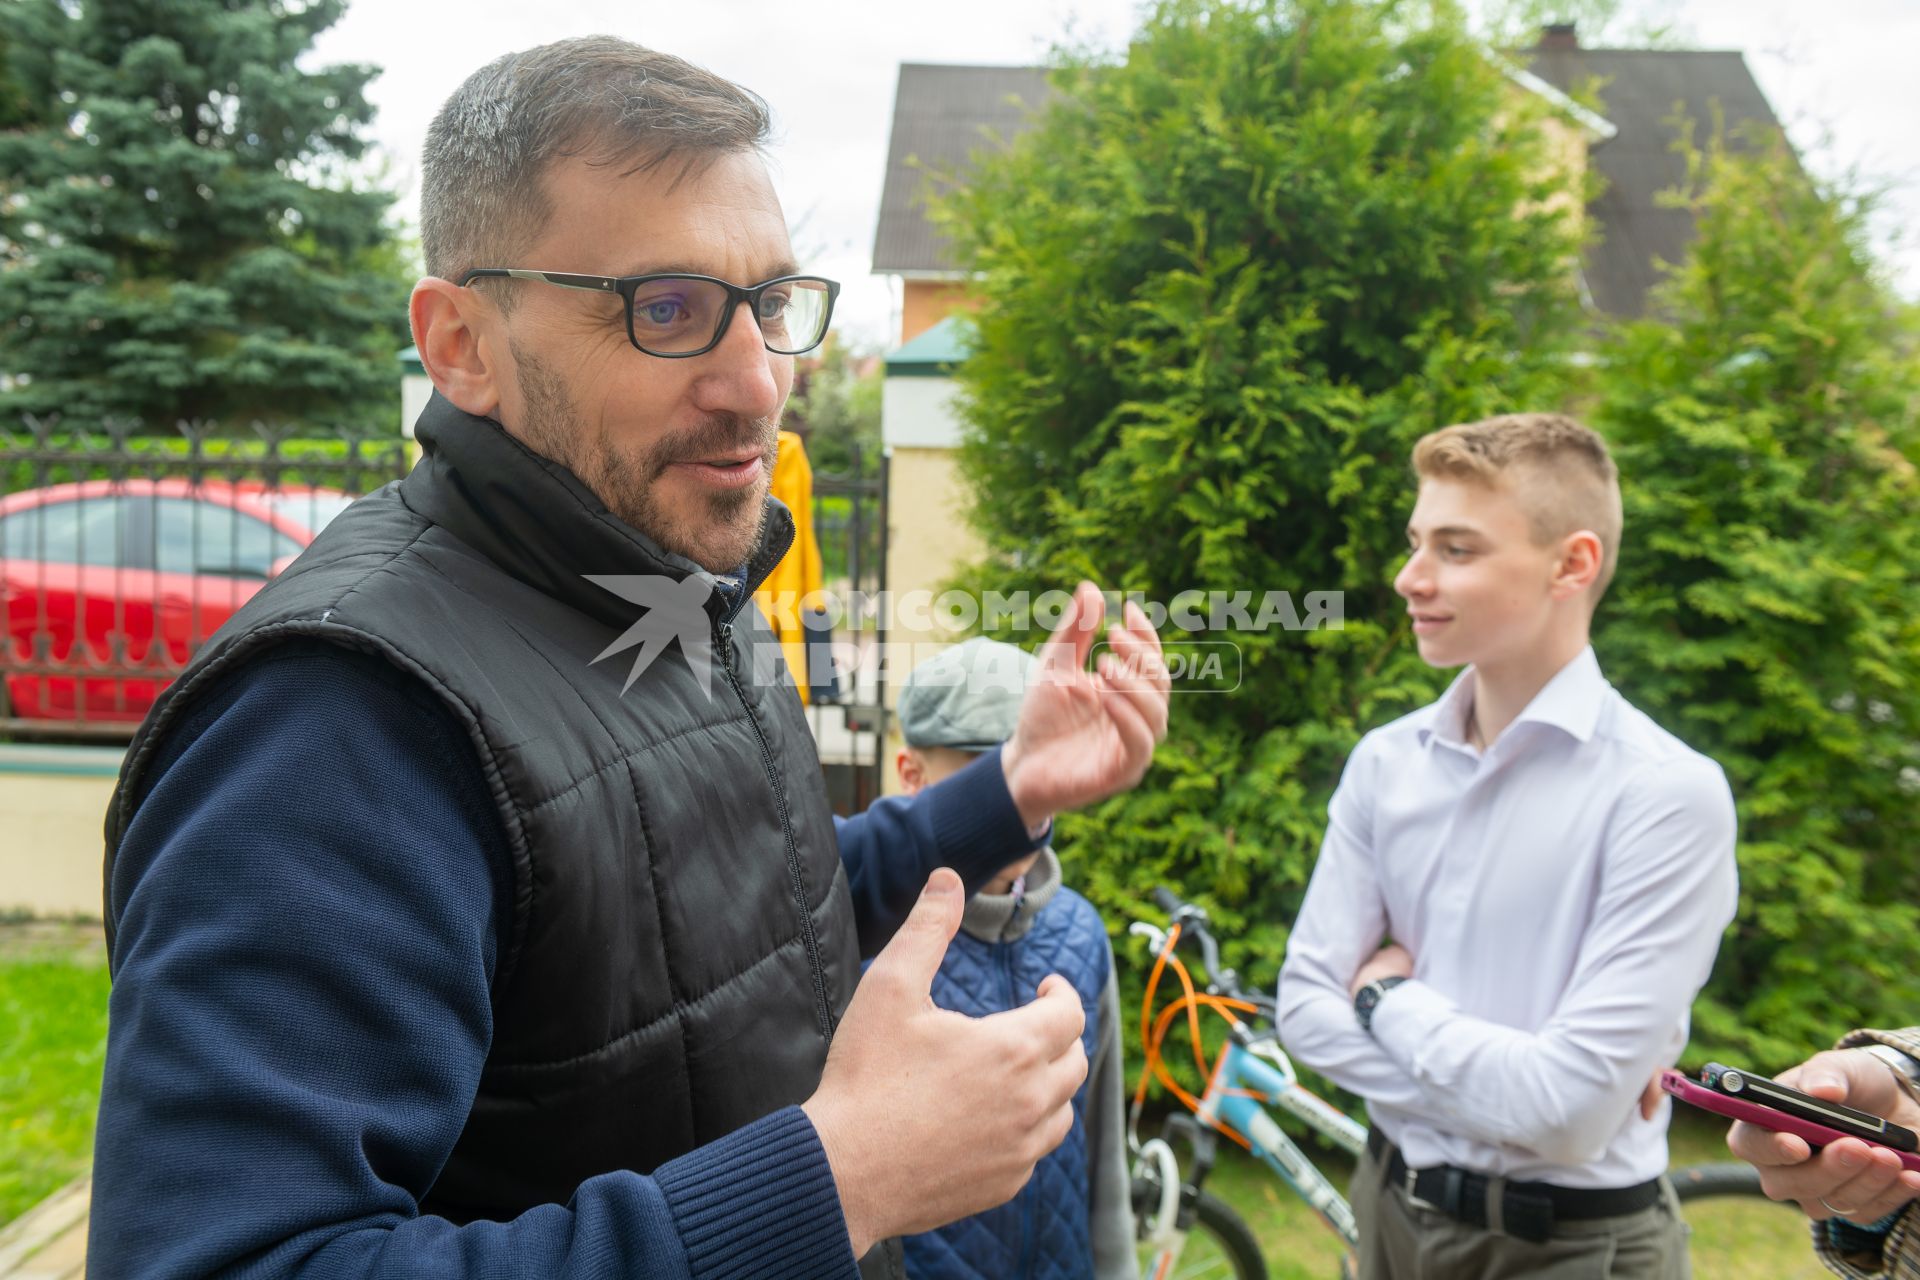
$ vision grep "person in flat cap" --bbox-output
[890,637,1139,1280]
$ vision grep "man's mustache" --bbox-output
[648,415,780,478]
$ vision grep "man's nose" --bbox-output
[690,301,784,421]
[1394,551,1428,599]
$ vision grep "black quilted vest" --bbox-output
[104,394,891,1274]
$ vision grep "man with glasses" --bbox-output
[91,36,1170,1280]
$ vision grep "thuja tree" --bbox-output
[1594,132,1920,1063]
[937,0,1586,998]
[0,0,412,430]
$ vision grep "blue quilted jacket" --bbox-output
[895,850,1121,1280]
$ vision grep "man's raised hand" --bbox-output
[1001,581,1171,830]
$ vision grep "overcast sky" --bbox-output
[309,0,1919,351]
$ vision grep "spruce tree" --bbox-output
[0,0,410,431]
[1595,132,1920,1061]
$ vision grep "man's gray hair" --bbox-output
[420,36,771,286]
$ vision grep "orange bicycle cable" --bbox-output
[1132,923,1182,1113]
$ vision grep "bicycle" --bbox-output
[1127,887,1778,1280]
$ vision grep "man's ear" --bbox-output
[410,278,503,419]
[1551,530,1604,601]
[896,747,926,795]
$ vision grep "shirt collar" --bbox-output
[1418,646,1607,749]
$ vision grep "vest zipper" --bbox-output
[996,942,1038,1277]
[716,618,837,1041]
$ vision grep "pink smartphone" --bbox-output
[1661,1070,1920,1173]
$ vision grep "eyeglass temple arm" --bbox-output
[457,269,620,292]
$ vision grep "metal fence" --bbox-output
[0,417,410,740]
[806,446,890,815]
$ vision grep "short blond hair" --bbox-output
[1411,413,1623,601]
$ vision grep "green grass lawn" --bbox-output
[1195,1107,1823,1279]
[0,922,110,1224]
[0,920,1841,1280]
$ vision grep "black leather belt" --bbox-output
[1366,1127,1662,1244]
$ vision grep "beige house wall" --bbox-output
[0,748,119,918]
[900,281,974,345]
[880,445,984,793]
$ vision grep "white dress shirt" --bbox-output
[1276,646,1738,1189]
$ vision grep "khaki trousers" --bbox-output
[1349,1143,1691,1280]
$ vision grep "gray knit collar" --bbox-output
[960,846,1061,944]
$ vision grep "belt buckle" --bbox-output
[1403,1166,1441,1213]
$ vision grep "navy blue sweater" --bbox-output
[93,642,1040,1279]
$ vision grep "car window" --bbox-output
[155,497,302,578]
[265,492,357,534]
[0,497,128,567]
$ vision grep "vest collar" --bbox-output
[961,846,1062,944]
[401,391,795,631]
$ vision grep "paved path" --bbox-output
[0,1177,88,1279]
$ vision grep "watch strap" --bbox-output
[1354,975,1408,1034]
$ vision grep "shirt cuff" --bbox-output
[1367,978,1457,1071]
[1815,1203,1917,1277]
[926,745,1038,888]
[654,1105,858,1280]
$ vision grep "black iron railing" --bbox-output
[0,417,410,741]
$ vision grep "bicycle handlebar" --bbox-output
[1149,885,1254,1006]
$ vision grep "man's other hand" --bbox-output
[1726,1049,1920,1225]
[1001,581,1171,830]
[1349,943,1414,999]
[802,869,1089,1256]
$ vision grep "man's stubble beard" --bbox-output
[514,346,779,573]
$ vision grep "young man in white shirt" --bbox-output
[1276,413,1739,1279]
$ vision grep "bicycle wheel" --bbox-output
[1137,1188,1269,1280]
[1669,1162,1769,1202]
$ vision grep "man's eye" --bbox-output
[635,296,690,326]
[757,291,791,320]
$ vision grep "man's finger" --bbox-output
[1119,603,1171,694]
[1035,581,1104,677]
[1814,1148,1909,1217]
[1728,1120,1812,1168]
[1095,661,1156,765]
[1099,632,1170,740]
[1043,1040,1089,1101]
[991,974,1086,1049]
[866,869,965,995]
[1070,581,1105,668]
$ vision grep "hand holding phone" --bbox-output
[1663,1066,1920,1172]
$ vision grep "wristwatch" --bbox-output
[1859,1043,1920,1103]
[1353,976,1407,1035]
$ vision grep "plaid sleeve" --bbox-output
[1811,1029,1920,1278]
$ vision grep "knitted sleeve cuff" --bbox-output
[654,1105,859,1280]
[926,745,1037,888]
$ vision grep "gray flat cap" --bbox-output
[898,637,1038,750]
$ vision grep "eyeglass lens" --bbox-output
[630,277,832,355]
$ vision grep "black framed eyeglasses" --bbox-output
[456,269,840,358]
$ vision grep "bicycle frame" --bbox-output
[1197,1034,1367,1245]
[1129,914,1370,1266]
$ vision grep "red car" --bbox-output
[0,478,359,727]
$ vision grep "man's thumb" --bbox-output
[873,868,964,989]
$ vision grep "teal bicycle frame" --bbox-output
[1129,916,1370,1258]
[1195,1030,1369,1245]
